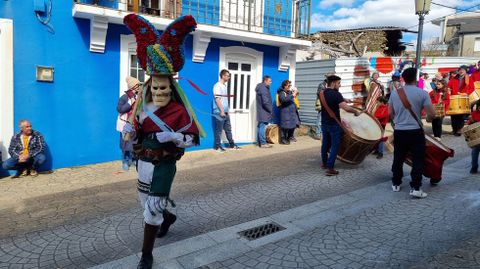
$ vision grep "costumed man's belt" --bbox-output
[137,147,185,163]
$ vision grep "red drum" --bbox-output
[405,134,454,184]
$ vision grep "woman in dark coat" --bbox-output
[277,80,299,144]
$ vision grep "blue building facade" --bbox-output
[0,1,310,172]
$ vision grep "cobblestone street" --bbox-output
[0,125,478,269]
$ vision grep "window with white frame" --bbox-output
[474,38,480,52]
[129,53,147,83]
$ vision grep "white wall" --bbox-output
[0,19,14,161]
[296,56,479,125]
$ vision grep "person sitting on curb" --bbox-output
[2,120,47,177]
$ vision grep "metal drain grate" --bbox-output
[238,222,286,241]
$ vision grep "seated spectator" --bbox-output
[2,120,46,177]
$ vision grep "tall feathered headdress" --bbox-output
[123,14,206,138]
[123,14,197,75]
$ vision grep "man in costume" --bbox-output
[123,14,205,269]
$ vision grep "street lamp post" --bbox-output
[414,0,431,72]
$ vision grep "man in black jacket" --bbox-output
[256,75,273,148]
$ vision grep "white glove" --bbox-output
[156,132,183,143]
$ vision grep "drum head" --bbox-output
[425,134,451,153]
[340,109,382,141]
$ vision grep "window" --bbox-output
[129,54,147,83]
[474,38,480,52]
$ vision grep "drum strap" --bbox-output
[319,91,348,132]
[397,87,424,131]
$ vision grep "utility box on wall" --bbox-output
[33,0,47,13]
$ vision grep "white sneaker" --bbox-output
[392,185,401,192]
[410,189,428,198]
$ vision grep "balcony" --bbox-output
[74,0,311,37]
[73,0,311,70]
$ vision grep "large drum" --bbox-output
[337,109,383,165]
[266,124,281,144]
[446,95,470,115]
[462,122,480,148]
[469,82,480,104]
[405,134,454,184]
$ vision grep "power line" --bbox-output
[431,2,480,13]
[405,2,480,30]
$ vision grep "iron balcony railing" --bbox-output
[74,0,311,37]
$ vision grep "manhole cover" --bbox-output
[238,222,286,241]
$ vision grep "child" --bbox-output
[467,100,480,174]
[373,96,389,159]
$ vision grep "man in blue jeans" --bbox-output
[2,120,47,177]
[320,75,359,176]
[213,69,240,152]
[255,75,273,148]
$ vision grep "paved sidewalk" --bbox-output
[94,156,480,269]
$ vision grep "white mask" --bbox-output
[150,75,172,107]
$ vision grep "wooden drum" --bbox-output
[405,134,454,184]
[469,82,480,104]
[446,95,470,115]
[462,122,480,148]
[266,124,281,144]
[337,108,383,165]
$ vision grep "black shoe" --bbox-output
[157,211,177,238]
[137,254,153,269]
[454,133,461,137]
[280,139,290,145]
[376,153,383,159]
[470,167,478,174]
[289,137,297,142]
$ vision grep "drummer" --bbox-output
[467,100,480,174]
[389,68,435,198]
[320,75,360,176]
[429,79,450,139]
[448,65,474,136]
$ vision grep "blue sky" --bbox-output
[309,0,480,44]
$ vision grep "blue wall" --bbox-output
[0,1,288,170]
[180,38,289,150]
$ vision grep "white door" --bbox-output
[0,19,14,161]
[225,55,256,143]
[220,0,263,32]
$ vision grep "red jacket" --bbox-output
[447,76,474,95]
[374,103,389,127]
[468,110,480,125]
[429,89,450,111]
[471,70,480,83]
